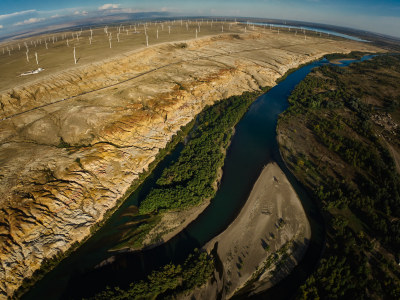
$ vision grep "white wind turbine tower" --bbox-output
[195,28,198,39]
[146,35,149,47]
[157,28,159,39]
[26,49,29,62]
[67,39,69,47]
[168,26,171,34]
[109,34,112,48]
[73,46,77,64]
[186,22,188,31]
[18,43,20,50]
[117,33,120,42]
[222,25,223,32]
[35,52,39,65]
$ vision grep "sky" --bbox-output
[0,0,399,39]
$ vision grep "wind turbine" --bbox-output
[73,46,77,64]
[35,52,39,65]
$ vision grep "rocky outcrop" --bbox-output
[0,30,380,298]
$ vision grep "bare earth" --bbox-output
[0,22,382,298]
[181,162,311,299]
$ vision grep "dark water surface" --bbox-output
[23,56,374,300]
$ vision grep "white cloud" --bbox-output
[51,14,60,19]
[73,11,88,16]
[0,25,3,29]
[99,3,120,10]
[0,10,36,20]
[14,18,45,26]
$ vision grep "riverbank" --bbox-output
[181,162,310,299]
[276,54,400,298]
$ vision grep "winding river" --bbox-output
[23,55,374,300]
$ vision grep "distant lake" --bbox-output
[244,22,369,42]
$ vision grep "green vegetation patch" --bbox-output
[139,91,263,214]
[91,249,214,300]
[277,54,400,299]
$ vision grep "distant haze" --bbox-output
[0,0,399,39]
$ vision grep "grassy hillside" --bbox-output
[277,54,400,299]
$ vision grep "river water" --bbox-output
[23,56,374,300]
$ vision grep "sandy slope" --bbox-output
[181,162,310,299]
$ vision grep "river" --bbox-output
[23,55,375,300]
